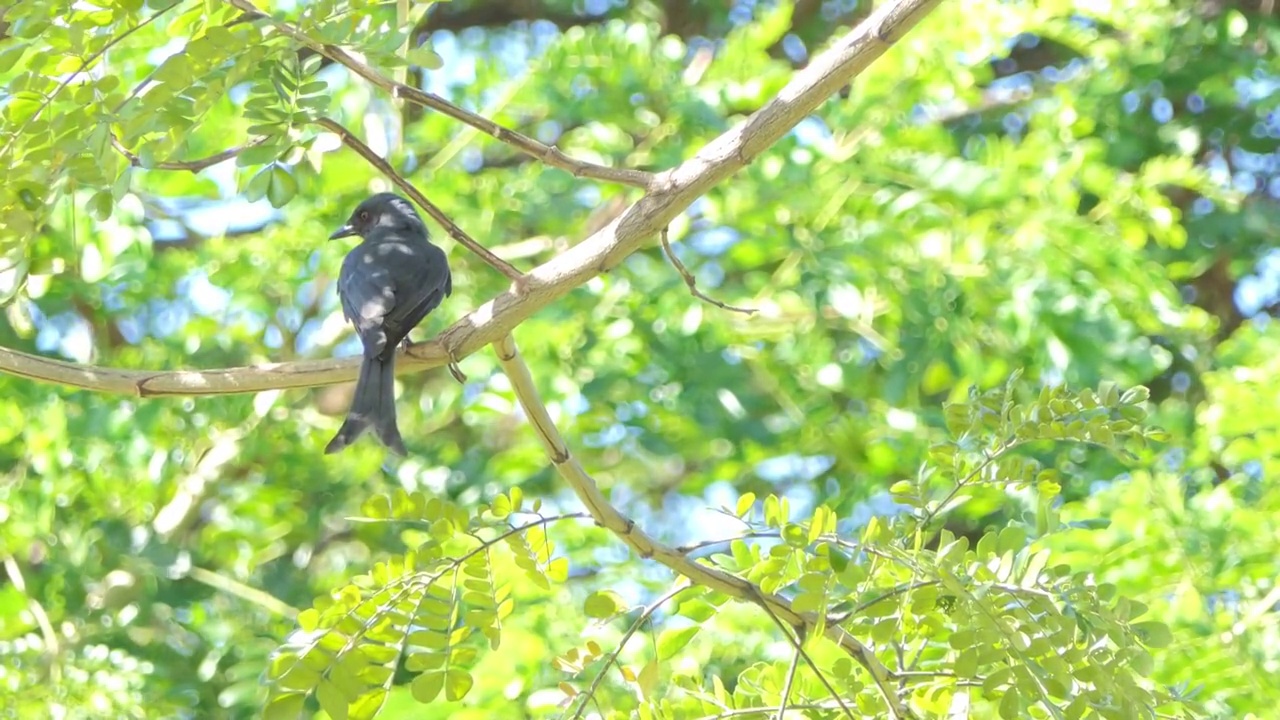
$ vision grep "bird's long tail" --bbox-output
[324,354,407,455]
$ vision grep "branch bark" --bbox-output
[223,0,655,190]
[0,0,944,397]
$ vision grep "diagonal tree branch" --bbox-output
[0,0,944,397]
[491,333,908,718]
[312,116,523,281]
[223,0,655,190]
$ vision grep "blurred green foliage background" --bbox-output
[1,0,1279,718]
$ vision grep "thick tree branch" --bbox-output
[492,334,908,718]
[312,117,523,281]
[223,0,655,190]
[0,0,944,397]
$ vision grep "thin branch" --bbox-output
[186,566,299,619]
[697,704,861,720]
[660,226,756,315]
[222,0,654,190]
[111,135,270,173]
[492,334,906,718]
[776,643,802,720]
[831,580,940,625]
[0,0,944,398]
[2,556,60,660]
[748,596,857,720]
[312,116,522,281]
[571,581,690,720]
[675,530,781,555]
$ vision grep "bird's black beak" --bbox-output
[329,224,356,241]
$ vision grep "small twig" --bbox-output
[111,135,270,173]
[571,581,690,720]
[776,642,802,720]
[223,0,653,190]
[186,566,299,619]
[2,556,60,660]
[749,592,859,720]
[313,116,523,282]
[660,226,756,315]
[675,530,781,555]
[697,704,864,720]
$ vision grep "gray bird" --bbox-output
[324,192,452,455]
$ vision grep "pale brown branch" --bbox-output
[0,0,944,399]
[492,333,908,719]
[312,116,523,281]
[223,0,654,190]
[111,135,270,173]
[186,566,298,619]
[660,226,756,315]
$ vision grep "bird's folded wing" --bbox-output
[339,264,395,356]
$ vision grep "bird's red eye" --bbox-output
[359,211,370,221]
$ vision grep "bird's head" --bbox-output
[329,192,425,241]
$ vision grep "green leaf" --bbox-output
[244,166,273,202]
[1131,621,1172,649]
[266,165,298,208]
[491,493,511,518]
[263,693,306,720]
[88,191,113,222]
[1020,548,1051,588]
[410,670,445,703]
[276,663,320,692]
[405,46,443,69]
[236,141,284,167]
[996,526,1026,556]
[656,625,700,659]
[735,492,755,518]
[316,680,348,720]
[444,669,473,701]
[547,557,569,583]
[348,689,388,720]
[998,687,1021,719]
[583,590,623,619]
[297,609,319,632]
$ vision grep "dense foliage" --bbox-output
[1,0,1278,718]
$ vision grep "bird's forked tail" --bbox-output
[324,354,407,455]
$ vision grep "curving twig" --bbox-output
[222,0,654,190]
[312,117,522,281]
[659,226,756,315]
[492,333,909,718]
[0,0,944,400]
[111,135,270,173]
[571,581,690,720]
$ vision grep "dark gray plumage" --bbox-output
[324,192,452,455]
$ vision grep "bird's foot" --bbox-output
[400,337,415,352]
[446,343,467,384]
